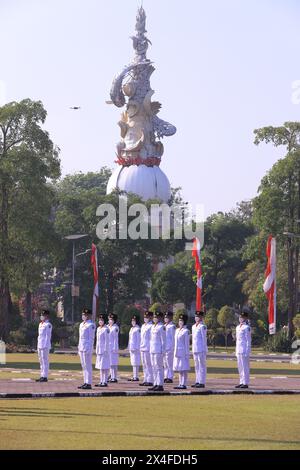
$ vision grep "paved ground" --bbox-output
[1,373,300,398]
[1,351,299,398]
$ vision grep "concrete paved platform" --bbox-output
[0,376,299,398]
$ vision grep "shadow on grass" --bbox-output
[1,427,300,447]
[0,408,123,419]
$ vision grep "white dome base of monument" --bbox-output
[106,165,171,203]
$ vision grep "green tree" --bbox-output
[0,99,60,339]
[149,302,163,313]
[174,307,187,325]
[217,305,235,350]
[253,122,300,337]
[206,308,219,329]
[293,314,300,339]
[151,264,195,307]
[202,211,254,309]
[54,172,178,318]
[205,307,219,349]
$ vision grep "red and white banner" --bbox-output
[192,237,203,312]
[263,236,276,335]
[91,243,99,321]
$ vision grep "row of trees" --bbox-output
[1,99,299,348]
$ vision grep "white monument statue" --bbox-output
[106,6,176,203]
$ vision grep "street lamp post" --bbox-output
[64,234,88,323]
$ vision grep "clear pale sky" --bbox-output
[1,0,300,218]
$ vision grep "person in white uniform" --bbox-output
[235,307,251,389]
[173,314,190,389]
[192,311,208,389]
[139,311,154,387]
[78,308,96,390]
[149,312,166,392]
[95,314,110,387]
[128,315,141,382]
[108,313,119,383]
[36,309,52,383]
[163,311,176,384]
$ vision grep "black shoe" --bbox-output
[155,386,164,392]
[128,377,139,382]
[100,383,108,387]
[40,377,48,382]
[82,384,92,390]
[108,378,118,383]
[240,385,249,389]
[95,383,102,387]
[139,382,147,386]
[165,378,173,384]
[197,384,205,388]
[191,383,199,388]
[146,382,153,386]
[35,378,42,382]
[78,384,86,389]
[235,384,243,389]
[174,385,187,390]
[148,385,158,391]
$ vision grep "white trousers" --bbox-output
[193,352,207,384]
[151,353,164,386]
[178,371,188,386]
[38,348,49,378]
[99,369,109,384]
[132,366,139,379]
[110,365,118,380]
[79,351,93,385]
[164,350,174,379]
[141,351,153,383]
[237,354,250,385]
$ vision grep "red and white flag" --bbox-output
[192,237,203,312]
[263,236,276,335]
[91,243,99,321]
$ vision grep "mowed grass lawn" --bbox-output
[0,354,300,450]
[0,396,299,450]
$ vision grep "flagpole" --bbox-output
[91,243,99,322]
[263,235,276,335]
[192,237,203,312]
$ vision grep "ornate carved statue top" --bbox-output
[108,6,176,167]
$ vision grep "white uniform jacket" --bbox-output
[150,322,166,355]
[78,320,96,353]
[95,325,110,355]
[128,325,141,352]
[192,322,208,354]
[235,323,251,356]
[109,323,119,354]
[165,322,176,352]
[174,326,190,358]
[140,322,153,352]
[37,321,52,350]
